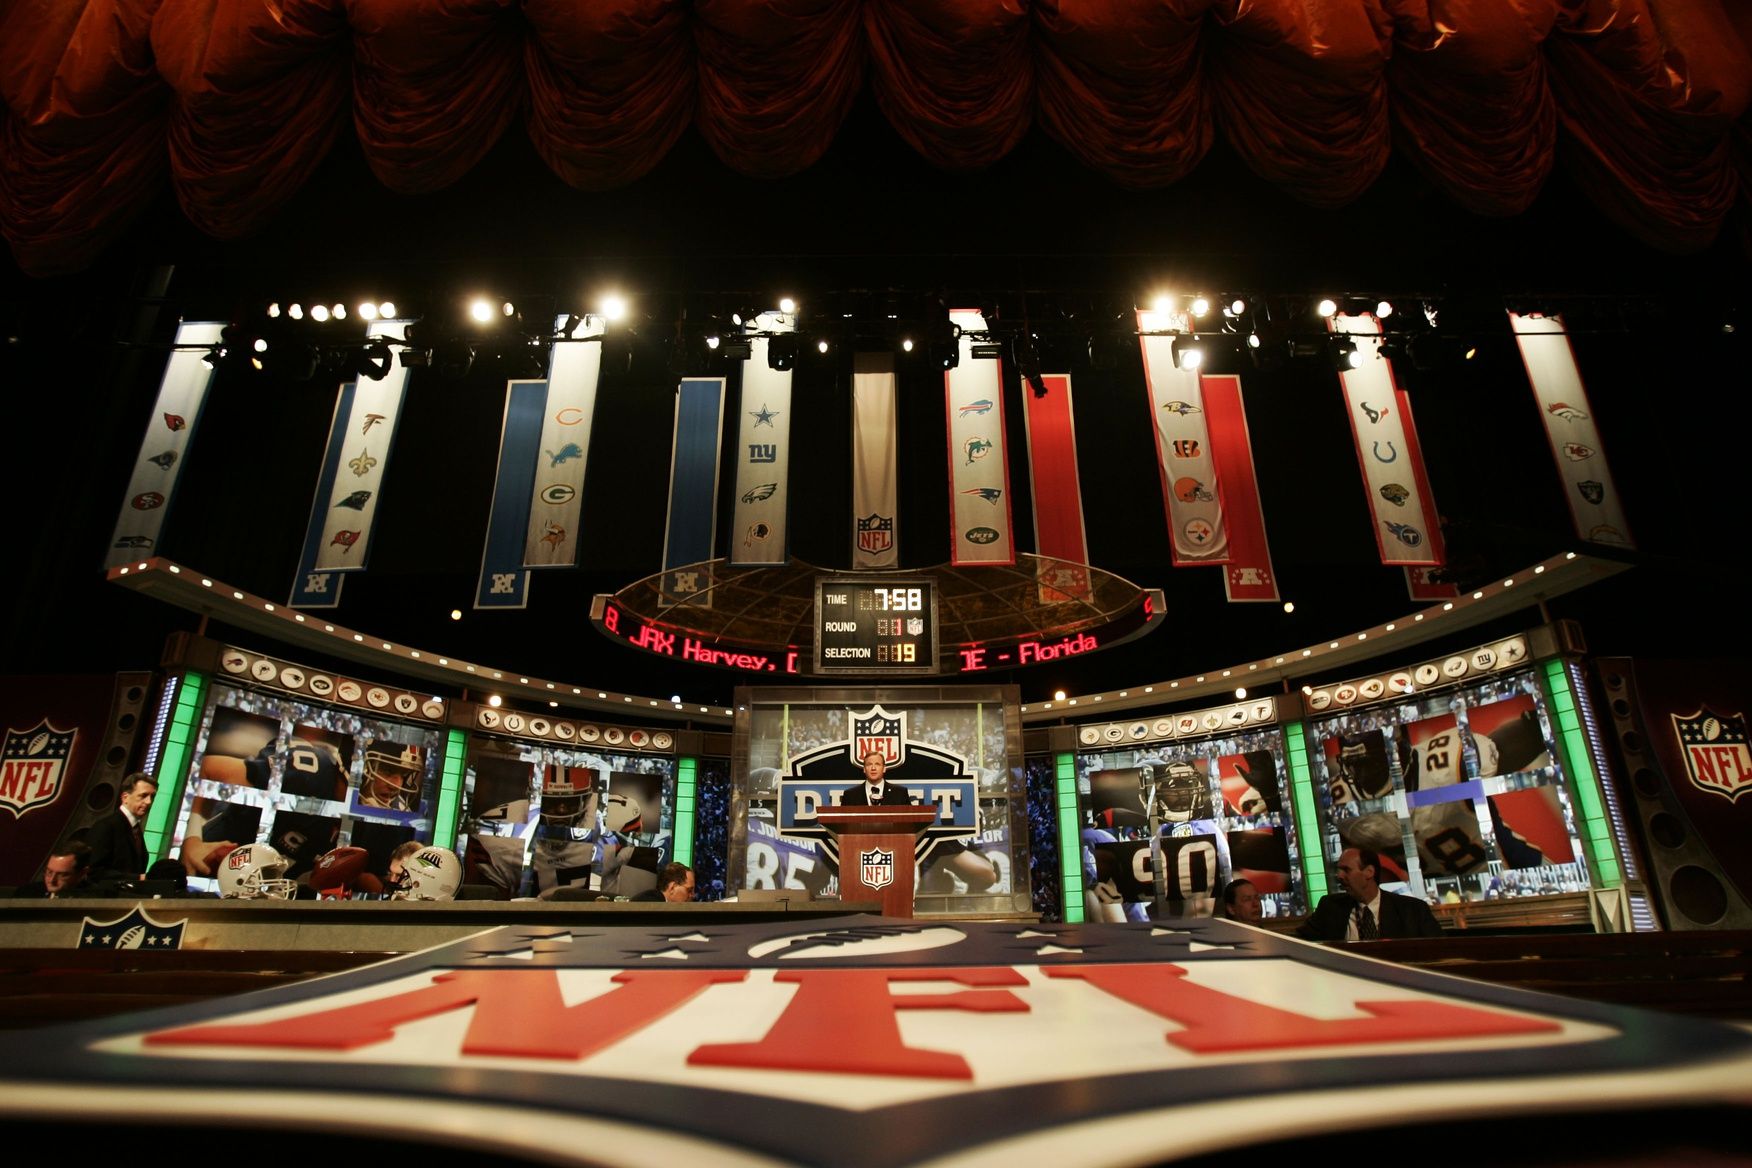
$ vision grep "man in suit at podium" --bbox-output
[841,749,911,807]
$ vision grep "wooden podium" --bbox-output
[816,806,938,919]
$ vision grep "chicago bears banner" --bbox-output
[1202,375,1278,602]
[475,380,547,609]
[852,352,899,569]
[945,309,1014,565]
[660,377,726,607]
[730,311,794,566]
[1333,314,1444,567]
[1023,373,1091,602]
[1138,309,1228,564]
[523,314,605,568]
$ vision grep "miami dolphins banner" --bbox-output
[1508,312,1635,549]
[1202,375,1278,602]
[730,311,794,566]
[945,309,1014,565]
[523,314,605,567]
[1333,314,1444,568]
[852,352,899,569]
[475,380,547,609]
[1138,309,1228,565]
[660,377,726,607]
[105,320,224,569]
[1023,373,1091,602]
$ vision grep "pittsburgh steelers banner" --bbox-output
[1202,375,1278,602]
[1333,314,1444,567]
[660,377,726,607]
[1508,312,1635,550]
[852,351,899,569]
[105,320,224,569]
[1023,373,1091,602]
[523,314,605,567]
[730,311,794,566]
[945,309,1014,565]
[475,380,547,610]
[1138,310,1228,564]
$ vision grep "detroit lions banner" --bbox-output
[475,380,547,609]
[524,314,605,567]
[105,320,224,569]
[1023,373,1091,602]
[1333,314,1444,567]
[852,351,899,569]
[1138,309,1228,565]
[1508,312,1635,550]
[730,311,794,566]
[1202,375,1278,602]
[945,309,1014,565]
[660,377,726,607]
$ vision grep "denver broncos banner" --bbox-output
[660,377,726,607]
[105,320,224,569]
[730,311,794,566]
[1333,314,1444,567]
[1201,375,1278,602]
[523,314,605,567]
[1138,310,1228,565]
[852,352,899,569]
[1023,373,1091,602]
[1508,312,1635,550]
[945,309,1014,565]
[474,380,547,609]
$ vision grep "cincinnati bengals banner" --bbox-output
[660,377,726,607]
[524,314,605,568]
[1333,314,1444,568]
[1023,373,1091,602]
[475,380,546,609]
[730,311,794,566]
[1138,310,1228,564]
[945,309,1014,565]
[1202,375,1277,601]
[1508,312,1635,550]
[852,352,899,569]
[105,320,224,569]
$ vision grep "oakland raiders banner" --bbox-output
[730,311,794,566]
[945,309,1014,565]
[1202,375,1278,602]
[1023,373,1091,602]
[1333,314,1444,568]
[852,351,899,569]
[523,314,605,567]
[660,377,726,607]
[1138,309,1228,564]
[474,380,547,609]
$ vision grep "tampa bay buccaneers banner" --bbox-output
[945,309,1015,565]
[1333,314,1444,568]
[1201,374,1278,602]
[1138,309,1228,565]
[852,352,899,569]
[660,377,726,607]
[474,380,547,609]
[1023,373,1091,602]
[730,311,794,566]
[523,314,605,568]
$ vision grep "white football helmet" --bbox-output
[362,742,424,810]
[395,846,462,901]
[217,843,297,899]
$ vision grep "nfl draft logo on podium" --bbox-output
[860,848,895,889]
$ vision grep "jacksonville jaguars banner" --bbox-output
[660,377,726,607]
[730,311,794,566]
[1023,373,1091,602]
[1202,374,1279,602]
[523,314,606,567]
[1137,309,1228,565]
[852,351,899,569]
[945,309,1015,565]
[1507,312,1635,550]
[474,380,546,609]
[104,320,224,569]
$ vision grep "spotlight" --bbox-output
[1190,296,1210,318]
[379,301,397,319]
[1246,332,1261,349]
[288,303,304,321]
[1053,690,1067,701]
[1331,339,1361,370]
[705,334,721,350]
[488,695,502,708]
[1282,601,1294,613]
[332,303,347,320]
[252,337,268,353]
[358,302,379,321]
[816,338,829,354]
[450,609,462,620]
[1234,687,1247,700]
[901,337,914,353]
[502,301,515,317]
[778,297,796,315]
[1150,294,1173,314]
[600,293,629,322]
[311,304,331,322]
[469,299,493,324]
[1376,300,1393,319]
[767,333,799,371]
[266,303,281,319]
[1230,298,1247,316]
[1316,298,1337,318]
[1177,344,1203,371]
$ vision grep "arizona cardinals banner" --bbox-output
[730,311,794,566]
[1333,314,1444,567]
[945,309,1014,565]
[1202,374,1278,601]
[1508,312,1635,550]
[1138,310,1228,564]
[852,352,899,569]
[1022,373,1091,602]
[523,314,605,567]
[475,380,546,610]
[105,320,224,569]
[660,377,726,607]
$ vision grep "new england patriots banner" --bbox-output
[1333,314,1444,567]
[660,377,726,607]
[475,380,547,609]
[1202,375,1278,602]
[1023,373,1091,602]
[105,320,224,569]
[852,352,899,569]
[1138,310,1228,564]
[524,314,605,567]
[730,311,794,566]
[1508,312,1635,549]
[945,309,1014,565]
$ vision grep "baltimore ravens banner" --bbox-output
[730,311,794,566]
[852,351,899,569]
[474,380,547,609]
[1508,312,1636,549]
[1023,373,1091,602]
[104,320,224,569]
[523,314,605,567]
[1138,309,1228,564]
[945,309,1014,565]
[1202,375,1278,602]
[1333,314,1444,567]
[660,377,726,607]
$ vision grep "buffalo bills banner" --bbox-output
[1023,373,1091,602]
[660,377,726,607]
[1202,374,1277,601]
[1333,314,1444,567]
[1508,312,1635,550]
[852,351,899,569]
[945,309,1014,565]
[730,311,794,566]
[1138,309,1228,564]
[523,314,605,568]
[474,380,547,609]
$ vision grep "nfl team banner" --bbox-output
[852,351,899,569]
[105,320,224,569]
[1405,565,1457,602]
[1201,375,1278,602]
[1333,314,1444,567]
[1508,311,1635,550]
[660,377,726,607]
[945,309,1014,565]
[312,319,412,572]
[523,314,605,567]
[288,381,358,609]
[474,380,547,609]
[730,311,794,566]
[1023,373,1092,602]
[1138,309,1228,564]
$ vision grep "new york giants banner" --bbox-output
[105,320,224,569]
[524,315,605,567]
[1333,314,1444,567]
[1138,310,1228,564]
[475,380,546,609]
[1508,312,1635,549]
[852,352,899,569]
[945,309,1014,565]
[1202,375,1278,602]
[1023,373,1091,602]
[730,311,794,566]
[660,377,726,607]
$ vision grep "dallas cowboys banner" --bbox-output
[1508,311,1635,550]
[945,309,1014,565]
[660,377,726,607]
[475,380,546,609]
[105,320,224,569]
[1202,374,1279,602]
[852,351,899,569]
[1138,309,1228,564]
[730,311,794,566]
[1023,373,1091,602]
[1333,314,1444,567]
[524,314,605,567]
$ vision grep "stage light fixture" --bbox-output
[359,340,393,381]
[1230,298,1246,316]
[767,333,799,371]
[433,338,476,379]
[901,337,914,352]
[1331,339,1360,369]
[705,334,721,350]
[1150,294,1173,314]
[332,303,347,320]
[778,297,797,315]
[1376,300,1394,319]
[311,304,331,322]
[469,299,493,324]
[816,338,830,354]
[288,303,304,321]
[1246,332,1261,349]
[1014,333,1047,396]
[600,293,629,322]
[358,302,379,321]
[1177,344,1203,371]
[1190,296,1210,318]
[1316,298,1337,318]
[267,303,281,319]
[379,301,397,319]
[252,337,268,353]
[502,301,515,317]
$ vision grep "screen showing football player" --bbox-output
[359,740,425,812]
[178,797,262,878]
[201,735,348,800]
[841,749,911,806]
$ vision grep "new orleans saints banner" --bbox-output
[1138,310,1228,565]
[1333,314,1444,568]
[105,320,224,569]
[945,309,1015,565]
[1202,375,1278,602]
[524,314,605,567]
[1508,312,1635,550]
[852,352,899,569]
[475,380,546,609]
[1023,373,1091,602]
[730,311,794,566]
[660,377,726,607]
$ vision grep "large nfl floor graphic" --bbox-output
[3,915,1749,1167]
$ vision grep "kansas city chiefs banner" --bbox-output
[852,351,899,569]
[730,311,794,566]
[1333,314,1444,567]
[1023,373,1091,602]
[1138,309,1228,564]
[945,309,1015,565]
[474,380,546,610]
[660,377,726,607]
[1201,375,1278,602]
[524,314,605,568]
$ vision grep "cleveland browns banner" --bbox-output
[1333,314,1444,567]
[1200,375,1277,602]
[852,351,899,569]
[660,377,726,607]
[1138,309,1228,565]
[474,380,547,609]
[523,314,605,568]
[945,309,1015,565]
[1023,373,1091,602]
[730,311,794,566]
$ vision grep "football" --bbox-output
[310,846,370,890]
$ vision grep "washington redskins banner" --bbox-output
[474,380,546,610]
[730,311,794,566]
[523,314,605,568]
[1022,373,1091,602]
[1333,314,1444,567]
[945,309,1014,565]
[1507,312,1635,550]
[1138,310,1228,564]
[852,351,899,569]
[660,377,726,607]
[1201,374,1278,602]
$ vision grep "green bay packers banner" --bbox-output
[1022,373,1091,602]
[945,309,1014,565]
[1138,309,1228,565]
[852,351,899,569]
[523,314,605,567]
[475,380,547,610]
[730,311,794,566]
[1508,312,1635,550]
[660,377,726,607]
[105,320,224,569]
[1202,374,1278,602]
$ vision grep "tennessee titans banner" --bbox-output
[524,314,605,567]
[1023,373,1091,602]
[945,309,1014,565]
[1333,314,1444,567]
[1508,312,1635,549]
[1138,309,1228,564]
[312,319,412,573]
[475,380,546,609]
[660,377,726,607]
[730,311,794,566]
[852,351,899,569]
[1202,375,1278,602]
[105,320,224,569]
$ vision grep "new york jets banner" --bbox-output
[524,314,605,567]
[1508,312,1635,549]
[1202,375,1278,602]
[1023,373,1091,602]
[852,351,899,569]
[1333,314,1444,568]
[475,380,547,609]
[730,311,794,566]
[945,309,1014,565]
[1138,309,1228,565]
[105,320,224,569]
[660,377,726,606]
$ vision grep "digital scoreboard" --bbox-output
[814,576,940,675]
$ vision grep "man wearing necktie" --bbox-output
[1296,846,1443,941]
[86,772,157,884]
[840,749,912,807]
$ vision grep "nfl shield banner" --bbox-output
[1023,373,1092,602]
[475,380,546,609]
[860,847,895,889]
[1138,310,1229,565]
[731,311,794,566]
[945,309,1015,565]
[853,352,899,568]
[523,314,605,567]
[1202,374,1278,601]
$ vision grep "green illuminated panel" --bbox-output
[1055,752,1083,923]
[1282,721,1327,906]
[673,756,698,868]
[435,728,467,849]
[1542,661,1621,887]
[146,670,207,863]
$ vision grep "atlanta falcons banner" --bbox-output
[852,351,899,569]
[946,309,1015,565]
[1508,312,1635,550]
[730,311,794,566]
[660,377,726,607]
[474,380,546,610]
[1023,373,1091,602]
[1202,375,1278,602]
[523,314,605,567]
[1138,309,1228,564]
[1333,314,1444,567]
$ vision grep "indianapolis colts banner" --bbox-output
[523,314,605,567]
[660,377,726,607]
[475,380,547,609]
[945,309,1015,566]
[105,320,224,569]
[730,311,794,566]
[1138,310,1228,564]
[1202,375,1278,602]
[1333,314,1444,567]
[1508,312,1635,549]
[1023,373,1091,602]
[852,351,899,569]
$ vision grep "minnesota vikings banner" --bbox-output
[730,311,794,566]
[660,377,726,607]
[1508,312,1635,550]
[1138,310,1228,564]
[1023,373,1091,602]
[852,352,899,569]
[946,309,1014,565]
[1333,314,1444,567]
[474,380,547,610]
[1202,374,1278,602]
[523,314,605,567]
[105,320,224,569]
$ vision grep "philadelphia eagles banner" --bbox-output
[1138,309,1228,565]
[730,311,794,566]
[660,377,726,607]
[852,351,899,569]
[523,314,606,568]
[1023,373,1091,602]
[945,309,1014,565]
[474,380,547,610]
[1333,314,1444,568]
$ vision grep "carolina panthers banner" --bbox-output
[312,319,412,573]
[660,377,726,607]
[475,380,546,609]
[105,320,224,569]
[1202,375,1278,602]
[1023,373,1091,602]
[945,309,1014,565]
[852,351,899,569]
[730,311,794,566]
[523,314,605,567]
[1333,314,1444,567]
[1138,309,1228,565]
[1508,312,1635,550]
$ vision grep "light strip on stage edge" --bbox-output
[1283,722,1327,907]
[1563,658,1641,884]
[147,669,208,863]
[140,673,179,778]
[673,757,698,869]
[1055,751,1083,923]
[434,728,467,851]
[1541,659,1621,890]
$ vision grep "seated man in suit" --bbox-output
[631,862,696,902]
[841,749,911,807]
[1296,846,1443,941]
[15,841,95,898]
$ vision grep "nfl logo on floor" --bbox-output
[860,847,894,889]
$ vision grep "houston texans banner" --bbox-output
[1508,312,1635,550]
[1201,375,1278,602]
[474,380,547,609]
[852,352,899,569]
[1333,314,1444,567]
[660,377,726,607]
[1138,310,1228,564]
[524,314,605,567]
[730,311,794,566]
[105,320,224,569]
[1023,373,1091,602]
[945,309,1015,565]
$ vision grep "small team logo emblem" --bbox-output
[361,412,386,434]
[742,483,778,504]
[1383,521,1422,547]
[0,720,76,818]
[329,530,361,552]
[546,442,584,467]
[1360,401,1389,423]
[162,412,187,431]
[961,487,1002,504]
[964,437,995,464]
[1671,708,1752,803]
[856,513,893,554]
[539,484,576,505]
[860,847,895,890]
[749,404,780,428]
[348,449,377,477]
[1183,519,1214,546]
[1578,480,1605,505]
[1379,482,1410,506]
[250,658,277,681]
[958,399,992,416]
[1171,439,1201,458]
[147,450,177,470]
[1414,664,1441,687]
[1547,401,1589,421]
[131,492,164,510]
[1173,477,1214,503]
[77,906,186,950]
[964,527,999,545]
[540,523,566,549]
[1160,400,1200,416]
[334,490,371,510]
[1562,442,1595,461]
